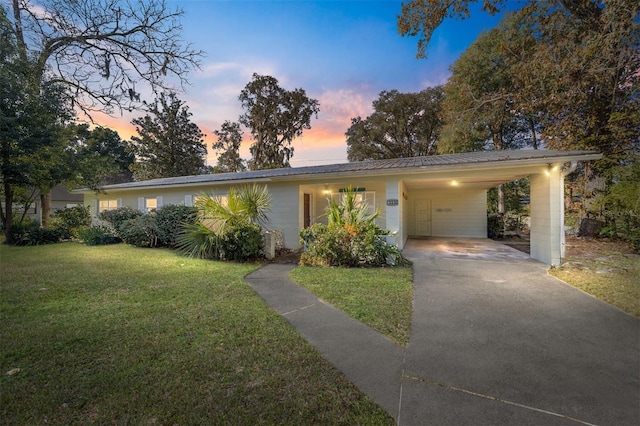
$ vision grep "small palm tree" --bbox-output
[326,187,379,235]
[177,184,272,259]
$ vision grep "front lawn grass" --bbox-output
[549,238,640,318]
[0,243,392,425]
[289,266,413,346]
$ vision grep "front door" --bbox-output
[303,193,311,228]
[415,199,431,236]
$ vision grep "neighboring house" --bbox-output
[77,150,601,266]
[2,184,84,224]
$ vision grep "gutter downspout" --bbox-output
[560,161,578,262]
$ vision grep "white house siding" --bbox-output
[408,188,487,238]
[266,182,300,249]
[530,169,563,266]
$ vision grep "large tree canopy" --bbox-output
[9,0,202,115]
[346,87,444,161]
[2,0,201,241]
[397,0,505,59]
[68,124,134,188]
[212,120,246,173]
[130,92,208,180]
[239,73,320,170]
[1,5,74,242]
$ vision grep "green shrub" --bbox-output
[219,222,264,261]
[78,226,120,246]
[300,223,407,267]
[118,215,158,248]
[12,225,62,246]
[50,205,91,239]
[155,205,198,247]
[299,188,408,267]
[99,207,143,232]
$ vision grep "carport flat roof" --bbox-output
[78,149,602,192]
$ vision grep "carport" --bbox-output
[381,150,602,266]
[402,238,531,262]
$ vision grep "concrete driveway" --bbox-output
[402,243,640,425]
[247,239,639,425]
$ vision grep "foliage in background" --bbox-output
[212,120,246,173]
[67,124,134,188]
[346,87,444,161]
[239,73,320,170]
[591,156,640,250]
[177,184,272,261]
[300,189,409,267]
[0,6,74,242]
[130,92,209,180]
[2,0,201,235]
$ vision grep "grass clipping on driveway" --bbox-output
[0,243,392,425]
[549,236,640,318]
[290,266,413,346]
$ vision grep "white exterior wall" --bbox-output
[265,183,300,249]
[530,170,563,266]
[408,188,487,237]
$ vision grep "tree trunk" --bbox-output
[40,191,52,227]
[2,181,14,244]
[497,183,505,215]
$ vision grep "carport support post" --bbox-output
[385,180,402,249]
[530,166,564,266]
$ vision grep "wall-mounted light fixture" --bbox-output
[451,180,459,186]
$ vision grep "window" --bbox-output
[138,196,162,213]
[145,197,157,212]
[99,199,118,213]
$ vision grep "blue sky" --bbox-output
[97,0,521,166]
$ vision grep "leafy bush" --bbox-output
[78,226,120,246]
[219,222,264,261]
[99,207,143,232]
[300,188,409,267]
[155,204,198,247]
[118,215,158,248]
[50,205,91,239]
[11,224,62,246]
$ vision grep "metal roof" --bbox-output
[84,149,601,192]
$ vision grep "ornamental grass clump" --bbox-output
[300,188,409,267]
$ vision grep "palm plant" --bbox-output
[177,184,272,260]
[326,188,379,235]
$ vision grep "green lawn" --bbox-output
[0,243,392,425]
[549,240,640,318]
[290,266,414,346]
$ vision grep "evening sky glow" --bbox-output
[94,0,523,167]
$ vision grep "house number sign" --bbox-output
[387,199,399,206]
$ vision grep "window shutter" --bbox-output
[138,197,144,212]
[91,199,98,215]
[116,199,122,208]
[156,196,163,208]
[184,194,193,206]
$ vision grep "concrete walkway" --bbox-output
[245,258,640,425]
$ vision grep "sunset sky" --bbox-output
[95,0,522,167]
